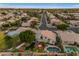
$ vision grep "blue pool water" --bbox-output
[65,46,78,53]
[47,47,60,52]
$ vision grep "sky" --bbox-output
[0,3,79,8]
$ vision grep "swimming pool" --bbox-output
[64,46,78,53]
[46,46,61,52]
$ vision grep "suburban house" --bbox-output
[36,30,56,44]
[56,31,79,45]
[50,19,63,25]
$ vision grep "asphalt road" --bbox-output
[39,11,48,30]
[39,11,57,31]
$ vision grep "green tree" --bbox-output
[56,23,69,30]
[5,35,12,49]
[55,34,62,46]
[11,35,20,48]
[19,30,35,44]
[55,34,64,52]
[30,21,37,28]
[5,35,20,49]
[21,17,29,22]
[27,11,40,18]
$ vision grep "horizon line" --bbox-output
[0,7,79,9]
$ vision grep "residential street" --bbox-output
[39,11,48,30]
